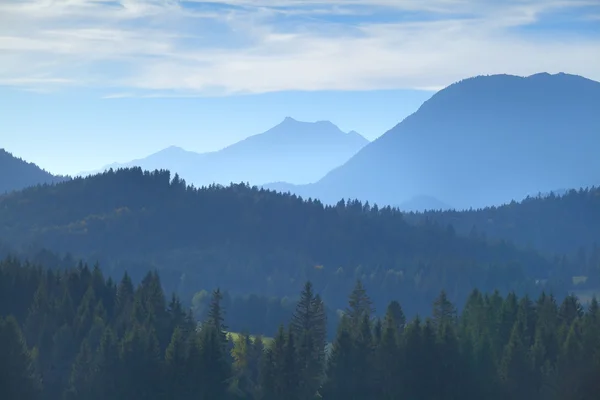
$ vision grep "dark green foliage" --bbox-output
[1,258,599,400]
[290,282,327,398]
[0,315,41,400]
[0,167,560,318]
[406,187,600,273]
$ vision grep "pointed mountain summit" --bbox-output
[0,149,68,194]
[274,72,600,210]
[86,118,368,186]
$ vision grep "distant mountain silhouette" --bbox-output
[84,117,368,186]
[268,73,600,210]
[0,149,68,194]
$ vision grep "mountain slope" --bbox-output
[87,118,369,186]
[0,168,557,316]
[0,149,68,194]
[405,187,600,257]
[277,73,600,210]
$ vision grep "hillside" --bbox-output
[0,149,68,193]
[271,73,600,210]
[0,168,558,316]
[85,117,368,186]
[404,187,600,281]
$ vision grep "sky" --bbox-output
[1,0,600,175]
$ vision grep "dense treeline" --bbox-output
[0,167,564,317]
[406,188,600,279]
[0,149,69,194]
[190,289,341,341]
[2,258,600,400]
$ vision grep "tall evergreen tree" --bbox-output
[0,316,42,400]
[290,282,327,399]
[345,280,374,334]
[432,290,457,332]
[207,288,229,350]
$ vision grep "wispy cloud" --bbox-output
[1,0,599,95]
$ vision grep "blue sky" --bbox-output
[1,0,599,175]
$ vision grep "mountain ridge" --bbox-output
[0,149,69,194]
[265,72,600,210]
[81,118,368,186]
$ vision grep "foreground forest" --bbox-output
[1,258,599,400]
[0,168,573,318]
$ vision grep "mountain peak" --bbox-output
[159,145,187,153]
[278,117,337,128]
[312,71,600,210]
[272,117,341,134]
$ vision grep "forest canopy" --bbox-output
[0,167,570,317]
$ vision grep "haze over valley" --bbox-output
[2,0,600,399]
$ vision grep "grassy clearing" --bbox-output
[572,276,588,285]
[227,331,274,345]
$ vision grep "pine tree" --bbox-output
[499,322,533,400]
[374,309,402,400]
[64,340,94,400]
[260,340,278,400]
[114,272,135,337]
[207,288,229,350]
[579,297,600,398]
[345,280,374,334]
[119,325,164,399]
[556,319,585,399]
[435,323,462,400]
[282,327,301,399]
[0,316,42,400]
[197,324,231,400]
[89,328,120,400]
[290,282,327,399]
[402,317,425,400]
[385,300,406,333]
[321,317,355,400]
[165,326,189,398]
[473,333,500,400]
[432,290,457,332]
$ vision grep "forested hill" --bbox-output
[404,187,600,261]
[0,149,69,193]
[0,167,557,316]
[1,258,599,400]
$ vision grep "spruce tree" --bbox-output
[375,310,402,400]
[207,288,229,350]
[197,324,231,400]
[321,317,355,400]
[432,290,457,333]
[0,316,42,400]
[165,326,188,398]
[290,282,327,399]
[345,280,374,334]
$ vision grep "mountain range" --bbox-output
[82,118,368,186]
[265,72,600,211]
[6,72,599,214]
[0,149,68,194]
